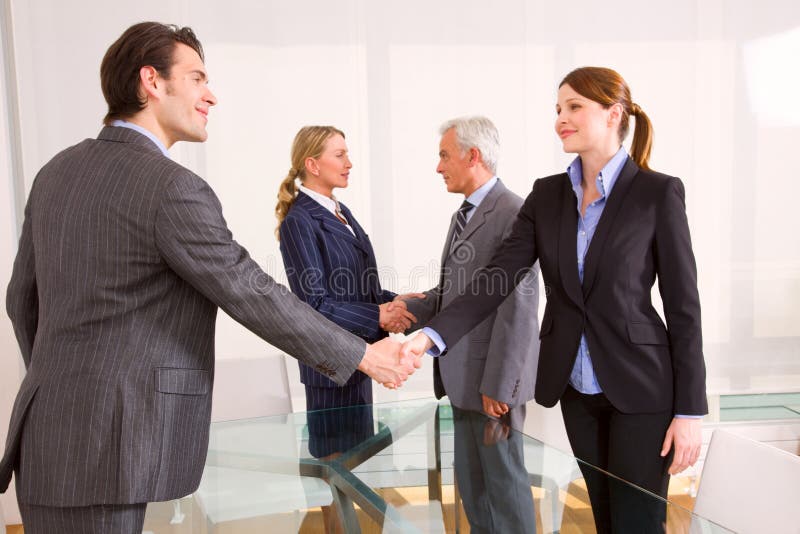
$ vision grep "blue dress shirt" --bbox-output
[567,148,628,394]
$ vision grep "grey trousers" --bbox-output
[18,502,147,534]
[452,405,537,534]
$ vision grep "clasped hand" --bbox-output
[378,293,426,333]
[359,336,424,390]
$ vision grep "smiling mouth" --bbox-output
[560,130,575,139]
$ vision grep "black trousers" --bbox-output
[18,502,147,534]
[560,385,673,534]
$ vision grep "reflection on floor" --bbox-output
[24,475,684,533]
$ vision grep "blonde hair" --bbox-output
[275,125,345,240]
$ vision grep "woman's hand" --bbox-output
[379,301,417,333]
[660,417,702,474]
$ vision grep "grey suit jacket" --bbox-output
[0,126,366,506]
[406,180,539,424]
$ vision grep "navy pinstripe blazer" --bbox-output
[1,127,366,506]
[279,192,394,388]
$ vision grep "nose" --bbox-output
[345,155,352,169]
[436,160,444,174]
[204,85,218,106]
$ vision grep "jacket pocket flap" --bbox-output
[156,368,210,395]
[627,322,669,345]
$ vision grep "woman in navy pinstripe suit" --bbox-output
[275,126,418,461]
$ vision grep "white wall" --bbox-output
[0,0,23,523]
[2,0,800,523]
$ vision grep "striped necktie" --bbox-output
[450,200,472,250]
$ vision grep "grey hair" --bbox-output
[439,116,500,175]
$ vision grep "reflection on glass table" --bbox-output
[193,398,733,533]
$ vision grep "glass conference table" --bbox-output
[192,398,732,533]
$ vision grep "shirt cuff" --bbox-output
[674,414,704,419]
[421,327,446,357]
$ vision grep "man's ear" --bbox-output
[139,66,160,101]
[468,147,481,167]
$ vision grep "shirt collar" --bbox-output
[567,147,628,199]
[111,120,170,158]
[299,184,340,215]
[465,176,499,208]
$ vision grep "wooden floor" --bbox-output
[5,476,697,533]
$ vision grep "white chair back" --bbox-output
[692,429,800,534]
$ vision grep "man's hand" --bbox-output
[660,417,702,474]
[379,301,417,333]
[483,417,510,446]
[358,337,416,389]
[400,332,434,361]
[481,394,509,418]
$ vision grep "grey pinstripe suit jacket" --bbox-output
[405,180,540,427]
[0,126,366,506]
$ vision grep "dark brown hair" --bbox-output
[100,22,204,125]
[560,66,653,170]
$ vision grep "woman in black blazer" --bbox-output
[404,67,706,533]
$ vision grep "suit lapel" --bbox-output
[581,157,639,299]
[447,180,505,258]
[557,175,585,310]
[296,193,369,254]
[337,202,372,256]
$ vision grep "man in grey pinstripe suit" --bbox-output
[0,22,413,533]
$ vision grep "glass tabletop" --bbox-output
[196,397,732,533]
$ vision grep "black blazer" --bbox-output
[428,158,707,415]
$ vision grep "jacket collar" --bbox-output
[97,126,166,158]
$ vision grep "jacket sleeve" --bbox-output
[154,172,366,385]
[480,205,540,406]
[655,177,707,415]
[6,194,38,369]
[428,184,539,349]
[279,211,382,341]
[481,264,540,406]
[402,287,440,334]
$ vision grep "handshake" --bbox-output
[377,292,426,333]
[357,330,436,389]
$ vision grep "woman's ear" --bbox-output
[608,102,624,128]
[304,156,319,177]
